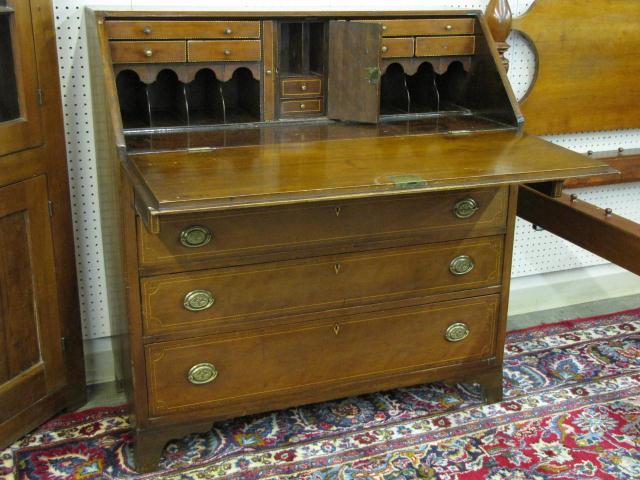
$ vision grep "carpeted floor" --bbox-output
[2,308,639,479]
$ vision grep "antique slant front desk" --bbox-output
[87,9,617,471]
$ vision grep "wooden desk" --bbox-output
[87,9,615,472]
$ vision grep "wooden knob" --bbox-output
[300,84,308,91]
[224,27,232,35]
[144,49,153,57]
[224,49,231,56]
[381,45,388,53]
[142,26,152,35]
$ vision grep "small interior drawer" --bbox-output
[105,20,261,40]
[280,98,323,115]
[358,18,475,37]
[140,236,503,335]
[280,78,322,97]
[110,41,186,64]
[381,37,414,58]
[187,40,262,62]
[145,295,499,416]
[415,36,475,57]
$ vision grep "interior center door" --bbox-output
[0,0,43,156]
[327,20,382,123]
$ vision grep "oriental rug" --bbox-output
[1,308,639,479]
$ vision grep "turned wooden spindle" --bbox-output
[485,0,512,71]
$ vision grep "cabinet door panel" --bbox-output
[327,21,381,123]
[0,176,64,423]
[0,0,43,156]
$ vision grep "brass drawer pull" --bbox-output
[445,322,470,342]
[224,49,232,56]
[445,24,453,31]
[224,27,233,35]
[299,103,306,110]
[144,49,153,57]
[187,363,218,385]
[184,289,215,312]
[142,26,152,35]
[454,198,479,219]
[449,255,475,276]
[300,83,308,91]
[180,225,212,248]
[381,45,388,53]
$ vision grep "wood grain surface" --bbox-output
[514,0,640,134]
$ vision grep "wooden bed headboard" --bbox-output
[486,0,640,186]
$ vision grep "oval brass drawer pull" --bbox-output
[453,197,479,219]
[180,225,212,248]
[187,363,218,385]
[449,255,475,276]
[184,289,215,312]
[445,322,470,342]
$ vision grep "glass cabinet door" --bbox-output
[0,0,42,157]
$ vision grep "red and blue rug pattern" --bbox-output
[2,308,639,479]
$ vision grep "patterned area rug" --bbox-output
[2,308,639,479]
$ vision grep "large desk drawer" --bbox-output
[146,295,499,416]
[141,236,503,335]
[138,187,508,271]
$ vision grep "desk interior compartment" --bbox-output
[328,17,519,127]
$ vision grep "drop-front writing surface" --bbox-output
[87,8,614,473]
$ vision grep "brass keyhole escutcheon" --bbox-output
[334,263,341,274]
[445,323,470,342]
[335,206,341,217]
[180,225,212,248]
[187,363,218,385]
[449,255,475,276]
[184,289,215,312]
[454,198,479,219]
[333,324,340,336]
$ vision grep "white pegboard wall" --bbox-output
[53,0,640,341]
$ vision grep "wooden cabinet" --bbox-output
[87,9,635,474]
[0,0,42,156]
[0,177,65,425]
[0,0,84,448]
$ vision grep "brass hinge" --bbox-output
[37,88,45,106]
[389,175,427,190]
[61,336,67,352]
[48,200,54,217]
